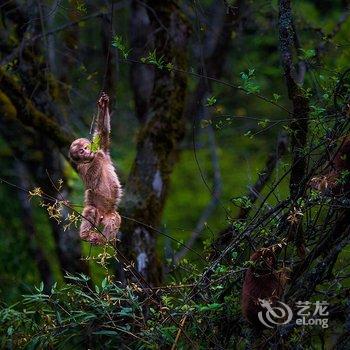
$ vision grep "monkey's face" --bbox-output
[250,250,276,273]
[336,141,350,169]
[69,138,95,163]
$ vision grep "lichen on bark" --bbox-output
[120,0,190,285]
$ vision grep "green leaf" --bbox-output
[198,303,223,312]
[248,68,255,76]
[34,282,44,293]
[200,119,212,128]
[205,96,217,106]
[7,326,13,336]
[89,134,101,152]
[230,196,252,209]
[273,93,281,101]
[239,69,260,94]
[76,0,87,13]
[258,118,270,128]
[93,330,119,336]
[112,35,132,59]
[51,282,57,294]
[118,307,133,316]
[244,130,253,138]
[166,62,174,71]
[299,48,316,60]
[141,50,165,69]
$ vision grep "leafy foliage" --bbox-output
[239,69,260,94]
[112,35,132,59]
[140,50,165,69]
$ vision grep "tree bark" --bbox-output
[0,2,88,277]
[120,0,190,284]
[278,0,309,200]
[278,0,310,255]
[130,0,155,124]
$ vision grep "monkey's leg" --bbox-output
[101,211,122,242]
[80,205,100,242]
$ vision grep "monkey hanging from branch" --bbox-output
[69,93,122,245]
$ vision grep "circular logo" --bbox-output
[258,298,293,328]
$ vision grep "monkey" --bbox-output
[241,246,289,328]
[329,137,350,193]
[69,93,122,245]
[333,137,350,170]
[310,137,350,194]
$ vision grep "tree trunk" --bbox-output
[129,0,155,124]
[0,1,88,277]
[278,0,309,200]
[120,0,190,284]
[278,0,309,255]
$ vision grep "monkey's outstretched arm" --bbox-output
[95,92,111,152]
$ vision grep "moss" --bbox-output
[0,90,17,120]
[0,68,74,149]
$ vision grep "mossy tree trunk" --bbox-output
[278,0,310,200]
[0,1,89,279]
[130,0,155,124]
[278,0,310,258]
[121,0,190,284]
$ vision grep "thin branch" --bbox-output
[237,134,288,219]
[171,314,188,350]
[174,125,222,263]
[215,134,288,249]
[316,9,350,56]
[1,0,130,67]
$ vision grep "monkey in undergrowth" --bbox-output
[310,137,350,194]
[241,245,289,328]
[69,92,122,245]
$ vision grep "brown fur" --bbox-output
[333,137,350,171]
[241,248,288,328]
[69,93,122,245]
[310,137,350,194]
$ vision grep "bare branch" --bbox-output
[1,1,129,67]
[174,125,222,263]
[237,134,288,219]
[214,134,288,251]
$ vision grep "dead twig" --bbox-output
[171,314,188,350]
